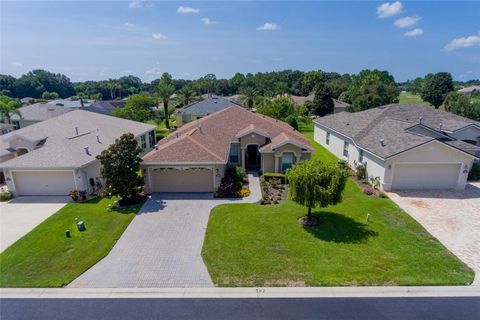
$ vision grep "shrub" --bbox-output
[370,176,381,190]
[356,164,367,180]
[216,166,245,198]
[284,115,299,130]
[263,173,287,184]
[361,179,369,185]
[337,160,349,171]
[238,187,251,198]
[363,186,375,196]
[0,191,12,202]
[379,191,388,198]
[468,163,480,181]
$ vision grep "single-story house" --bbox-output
[80,100,126,115]
[1,110,155,196]
[0,123,14,135]
[458,85,480,95]
[278,94,350,113]
[50,98,94,108]
[314,104,480,191]
[175,96,245,127]
[142,106,313,193]
[9,103,73,129]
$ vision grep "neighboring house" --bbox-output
[175,96,245,127]
[0,110,156,196]
[458,85,480,95]
[278,94,350,113]
[0,123,14,135]
[142,106,313,193]
[9,103,73,129]
[80,100,126,115]
[314,104,480,191]
[50,98,93,108]
[20,97,35,105]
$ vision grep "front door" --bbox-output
[246,145,260,170]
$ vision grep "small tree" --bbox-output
[156,83,175,129]
[97,133,144,205]
[286,159,348,224]
[421,72,454,108]
[311,82,334,116]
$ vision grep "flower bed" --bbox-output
[260,175,288,205]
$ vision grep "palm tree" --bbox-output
[156,83,175,129]
[177,87,196,107]
[0,97,22,124]
[240,87,258,109]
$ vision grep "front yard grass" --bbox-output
[201,122,474,286]
[0,197,141,287]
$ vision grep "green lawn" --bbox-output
[0,197,141,287]
[398,92,432,107]
[147,117,176,139]
[201,122,474,287]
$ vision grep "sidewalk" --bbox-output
[2,286,479,299]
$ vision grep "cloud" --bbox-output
[177,6,200,14]
[145,67,162,76]
[128,0,142,8]
[376,1,403,18]
[404,28,424,37]
[443,35,480,51]
[394,16,421,28]
[152,33,167,40]
[10,61,23,67]
[201,17,218,25]
[257,23,280,31]
[123,22,136,30]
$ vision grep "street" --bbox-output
[1,297,479,320]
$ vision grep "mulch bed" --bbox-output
[259,177,288,205]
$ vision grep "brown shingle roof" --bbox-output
[142,106,313,163]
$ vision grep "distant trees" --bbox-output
[240,87,258,108]
[177,87,196,107]
[256,96,298,128]
[444,92,480,121]
[404,77,424,95]
[345,69,399,112]
[42,91,60,100]
[156,73,175,129]
[326,75,351,99]
[421,72,454,109]
[0,96,22,123]
[310,82,334,116]
[112,94,155,122]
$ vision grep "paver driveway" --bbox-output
[0,196,69,253]
[69,174,261,288]
[387,182,480,285]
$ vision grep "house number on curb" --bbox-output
[256,288,266,293]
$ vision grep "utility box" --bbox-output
[77,221,86,231]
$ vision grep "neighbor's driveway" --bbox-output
[387,183,480,285]
[69,174,262,288]
[0,196,70,253]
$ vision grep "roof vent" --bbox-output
[419,116,423,124]
[439,122,443,131]
[96,135,100,143]
[199,126,203,134]
[84,146,90,155]
[75,126,79,135]
[380,139,386,147]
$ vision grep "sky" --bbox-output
[1,0,479,83]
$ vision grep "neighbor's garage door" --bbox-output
[13,171,75,196]
[151,168,213,193]
[392,163,461,190]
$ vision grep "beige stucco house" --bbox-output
[314,104,479,191]
[142,106,313,193]
[1,110,156,196]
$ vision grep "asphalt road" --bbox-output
[1,297,479,320]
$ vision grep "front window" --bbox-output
[343,141,349,157]
[148,130,155,148]
[326,132,330,145]
[140,135,147,150]
[358,149,364,163]
[281,152,294,172]
[229,143,240,163]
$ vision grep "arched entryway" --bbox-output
[245,145,261,170]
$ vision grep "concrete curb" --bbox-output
[1,286,479,299]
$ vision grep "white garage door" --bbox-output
[150,168,213,193]
[13,171,75,196]
[392,163,461,190]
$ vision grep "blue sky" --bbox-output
[1,1,479,82]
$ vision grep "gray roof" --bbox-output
[10,103,73,121]
[177,97,244,116]
[314,104,480,159]
[1,110,155,169]
[80,100,126,115]
[0,123,14,129]
[49,98,93,108]
[333,99,350,109]
[458,85,480,93]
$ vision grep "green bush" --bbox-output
[356,164,367,180]
[0,191,13,202]
[263,173,287,184]
[468,163,480,181]
[379,191,388,198]
[216,166,246,198]
[284,115,299,130]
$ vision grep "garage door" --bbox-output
[13,171,75,196]
[392,163,461,190]
[150,168,213,193]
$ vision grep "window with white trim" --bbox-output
[343,141,349,157]
[358,149,364,163]
[229,143,240,163]
[326,132,330,145]
[140,135,147,150]
[148,130,155,148]
[281,152,294,172]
